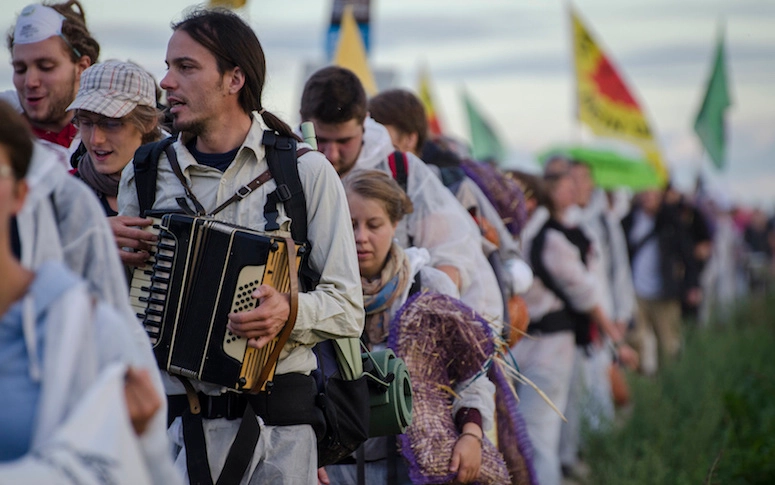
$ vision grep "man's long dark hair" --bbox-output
[173,8,299,141]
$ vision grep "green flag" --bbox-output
[694,28,732,169]
[462,90,506,163]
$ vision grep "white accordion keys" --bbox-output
[129,218,166,344]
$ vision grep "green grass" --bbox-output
[584,295,775,485]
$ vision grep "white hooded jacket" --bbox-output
[0,262,181,485]
[347,118,504,332]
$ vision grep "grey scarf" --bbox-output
[76,152,121,198]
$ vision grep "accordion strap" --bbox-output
[250,236,300,394]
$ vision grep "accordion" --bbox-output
[130,213,302,393]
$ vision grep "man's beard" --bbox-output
[25,79,77,130]
[172,116,205,137]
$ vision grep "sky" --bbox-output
[2,0,774,206]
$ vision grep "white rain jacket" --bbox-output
[0,262,180,485]
[454,177,533,295]
[566,190,635,323]
[0,90,80,169]
[348,118,504,333]
[520,207,599,322]
[17,142,132,312]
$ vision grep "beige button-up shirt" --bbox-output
[118,114,364,379]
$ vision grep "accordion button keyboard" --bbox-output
[129,218,170,345]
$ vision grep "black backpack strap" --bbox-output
[10,216,21,260]
[529,219,592,344]
[262,131,304,238]
[408,271,423,296]
[529,219,589,310]
[69,141,87,169]
[388,151,408,192]
[387,151,415,246]
[261,131,320,290]
[182,404,260,485]
[132,136,176,216]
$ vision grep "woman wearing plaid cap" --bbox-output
[68,60,162,216]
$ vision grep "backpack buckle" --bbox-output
[275,139,292,150]
[236,185,253,198]
[276,184,292,202]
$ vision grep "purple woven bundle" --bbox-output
[488,364,539,485]
[388,291,510,485]
[461,158,527,237]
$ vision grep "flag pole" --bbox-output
[566,0,583,147]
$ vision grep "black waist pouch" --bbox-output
[530,308,592,346]
[248,373,326,439]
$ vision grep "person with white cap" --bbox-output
[68,60,162,215]
[0,99,181,485]
[5,9,178,483]
[4,1,100,164]
[5,1,137,311]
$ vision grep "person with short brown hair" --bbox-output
[300,66,507,336]
[368,89,428,154]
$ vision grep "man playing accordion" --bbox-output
[113,8,363,485]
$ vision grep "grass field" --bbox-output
[584,295,775,485]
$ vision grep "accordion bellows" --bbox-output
[388,292,513,485]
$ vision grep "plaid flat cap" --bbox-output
[67,60,156,118]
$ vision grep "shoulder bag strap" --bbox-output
[165,144,207,216]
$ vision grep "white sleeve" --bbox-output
[0,365,158,485]
[452,374,496,432]
[419,266,460,299]
[607,214,636,322]
[292,153,365,344]
[402,154,484,295]
[542,230,598,313]
[93,304,183,485]
[118,161,141,217]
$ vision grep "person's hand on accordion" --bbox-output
[109,216,158,267]
[227,285,291,349]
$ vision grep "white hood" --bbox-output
[355,118,395,170]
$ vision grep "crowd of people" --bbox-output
[1,2,773,485]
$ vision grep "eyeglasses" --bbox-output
[72,115,125,133]
[0,165,13,180]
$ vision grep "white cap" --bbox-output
[13,4,82,58]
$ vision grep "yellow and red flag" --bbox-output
[571,8,667,182]
[418,66,443,136]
